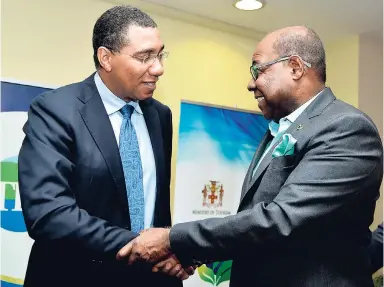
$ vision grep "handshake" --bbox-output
[116,227,195,280]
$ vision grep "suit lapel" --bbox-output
[248,114,306,187]
[78,76,128,211]
[241,131,272,197]
[240,87,336,205]
[239,114,309,207]
[140,101,165,209]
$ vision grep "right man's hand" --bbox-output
[152,254,195,280]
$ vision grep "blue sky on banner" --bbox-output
[178,102,268,163]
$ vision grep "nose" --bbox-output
[148,58,164,77]
[247,78,256,91]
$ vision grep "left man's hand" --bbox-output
[116,227,171,265]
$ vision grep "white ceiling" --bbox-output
[133,0,383,42]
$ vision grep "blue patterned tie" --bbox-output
[119,105,144,233]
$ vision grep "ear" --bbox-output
[288,56,304,80]
[97,47,113,72]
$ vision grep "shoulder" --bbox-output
[332,99,373,120]
[141,98,172,123]
[335,101,378,136]
[28,76,94,124]
[314,97,380,136]
[31,75,95,108]
[146,98,171,115]
[304,95,383,161]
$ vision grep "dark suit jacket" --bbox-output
[369,223,383,274]
[170,88,383,287]
[18,74,181,287]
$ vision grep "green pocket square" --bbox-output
[272,134,297,158]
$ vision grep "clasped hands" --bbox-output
[116,228,195,280]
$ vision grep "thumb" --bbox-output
[116,242,133,260]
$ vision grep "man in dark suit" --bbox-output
[117,26,383,287]
[18,5,189,287]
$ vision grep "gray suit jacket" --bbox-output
[170,88,383,287]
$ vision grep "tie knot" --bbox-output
[120,105,135,119]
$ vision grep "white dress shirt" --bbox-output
[94,72,157,229]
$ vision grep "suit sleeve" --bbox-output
[18,94,137,260]
[170,113,383,263]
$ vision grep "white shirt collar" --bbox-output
[269,89,324,137]
[94,72,143,116]
[285,90,322,123]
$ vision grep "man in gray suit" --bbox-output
[116,26,383,287]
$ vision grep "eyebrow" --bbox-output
[134,45,165,55]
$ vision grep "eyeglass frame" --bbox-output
[250,55,311,81]
[102,46,169,66]
[130,50,169,65]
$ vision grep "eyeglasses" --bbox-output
[250,55,311,81]
[131,51,169,66]
[104,46,169,66]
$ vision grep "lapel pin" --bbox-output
[296,124,304,130]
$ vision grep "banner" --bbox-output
[1,80,53,287]
[173,101,268,286]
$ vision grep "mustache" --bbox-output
[254,89,265,99]
[248,83,264,96]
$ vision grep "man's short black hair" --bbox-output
[92,5,157,68]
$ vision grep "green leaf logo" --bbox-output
[197,260,232,286]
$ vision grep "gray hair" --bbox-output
[272,27,326,83]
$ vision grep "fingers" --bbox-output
[124,228,171,264]
[152,256,176,273]
[116,240,140,265]
[169,264,182,276]
[176,269,189,280]
[152,255,194,280]
[116,242,133,260]
[184,266,195,276]
[152,258,166,272]
[163,261,179,276]
[117,239,191,280]
[163,257,182,277]
[128,247,139,265]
